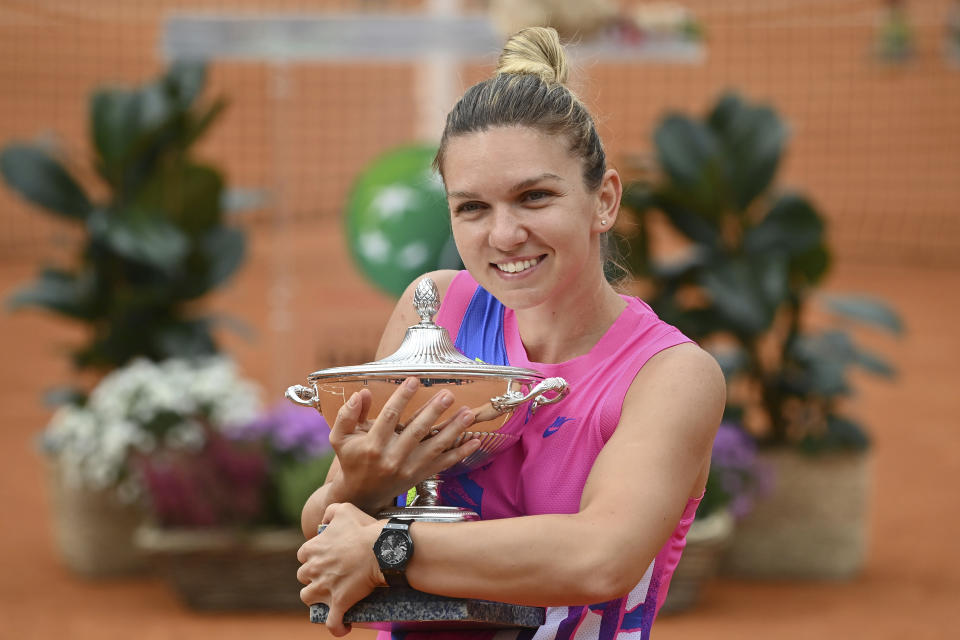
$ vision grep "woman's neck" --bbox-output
[513,271,627,364]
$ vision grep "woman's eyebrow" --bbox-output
[447,173,565,200]
[447,189,479,199]
[511,173,564,192]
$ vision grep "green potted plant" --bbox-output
[617,91,902,578]
[1,62,247,575]
[1,61,243,380]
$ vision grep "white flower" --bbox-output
[44,356,263,496]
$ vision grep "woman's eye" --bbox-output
[523,190,553,204]
[454,201,485,214]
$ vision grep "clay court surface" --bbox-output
[1,221,958,639]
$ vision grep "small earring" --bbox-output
[600,218,608,227]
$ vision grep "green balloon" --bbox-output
[345,145,461,298]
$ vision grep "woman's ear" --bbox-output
[593,168,622,233]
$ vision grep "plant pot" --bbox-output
[135,525,306,610]
[660,508,734,614]
[47,459,148,577]
[721,448,871,579]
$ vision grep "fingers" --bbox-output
[364,377,421,443]
[322,502,340,525]
[427,424,484,475]
[357,388,372,425]
[426,407,477,452]
[394,389,455,449]
[329,391,365,446]
[326,604,352,637]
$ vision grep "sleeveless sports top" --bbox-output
[378,271,701,640]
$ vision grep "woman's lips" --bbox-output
[493,255,544,275]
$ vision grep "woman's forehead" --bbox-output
[442,126,580,192]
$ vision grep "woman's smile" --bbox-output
[493,255,545,276]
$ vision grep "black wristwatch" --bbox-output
[373,517,414,587]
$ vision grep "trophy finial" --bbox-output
[412,277,440,324]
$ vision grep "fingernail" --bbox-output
[405,377,418,390]
[346,393,358,407]
[461,411,474,425]
[439,392,453,407]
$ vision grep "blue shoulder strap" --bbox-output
[453,285,509,366]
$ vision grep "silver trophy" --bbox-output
[286,276,569,630]
[286,276,569,522]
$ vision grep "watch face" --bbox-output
[378,531,410,566]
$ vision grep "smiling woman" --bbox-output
[296,27,725,640]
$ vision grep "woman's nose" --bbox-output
[488,208,528,251]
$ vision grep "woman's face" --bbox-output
[442,125,610,311]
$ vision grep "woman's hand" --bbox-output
[327,377,481,513]
[297,503,384,637]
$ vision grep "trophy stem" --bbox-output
[411,476,441,507]
[375,474,479,522]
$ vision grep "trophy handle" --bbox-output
[286,384,319,408]
[490,377,569,416]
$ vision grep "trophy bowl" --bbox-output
[285,277,570,521]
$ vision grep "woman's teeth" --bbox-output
[496,257,540,273]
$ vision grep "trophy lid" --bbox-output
[307,277,544,383]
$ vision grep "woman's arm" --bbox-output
[298,343,725,634]
[300,270,475,536]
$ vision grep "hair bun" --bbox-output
[496,27,568,86]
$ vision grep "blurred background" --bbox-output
[0,0,958,638]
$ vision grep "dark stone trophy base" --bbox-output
[309,587,545,632]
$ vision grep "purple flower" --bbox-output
[703,422,774,519]
[232,402,332,458]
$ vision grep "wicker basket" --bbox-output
[47,460,148,577]
[135,526,306,610]
[660,508,734,614]
[721,448,871,579]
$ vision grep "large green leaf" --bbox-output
[86,208,189,272]
[789,244,831,287]
[176,226,246,299]
[6,268,96,318]
[0,145,92,220]
[699,257,781,334]
[202,226,245,288]
[654,115,728,219]
[91,89,142,175]
[708,92,787,211]
[852,345,897,378]
[820,294,904,335]
[183,96,228,149]
[789,331,855,396]
[654,192,721,247]
[135,163,224,234]
[744,193,825,256]
[137,81,177,133]
[165,60,207,109]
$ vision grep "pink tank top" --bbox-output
[378,271,701,640]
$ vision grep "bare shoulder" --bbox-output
[633,342,725,392]
[622,343,726,440]
[375,270,461,358]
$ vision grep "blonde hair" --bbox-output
[434,27,606,192]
